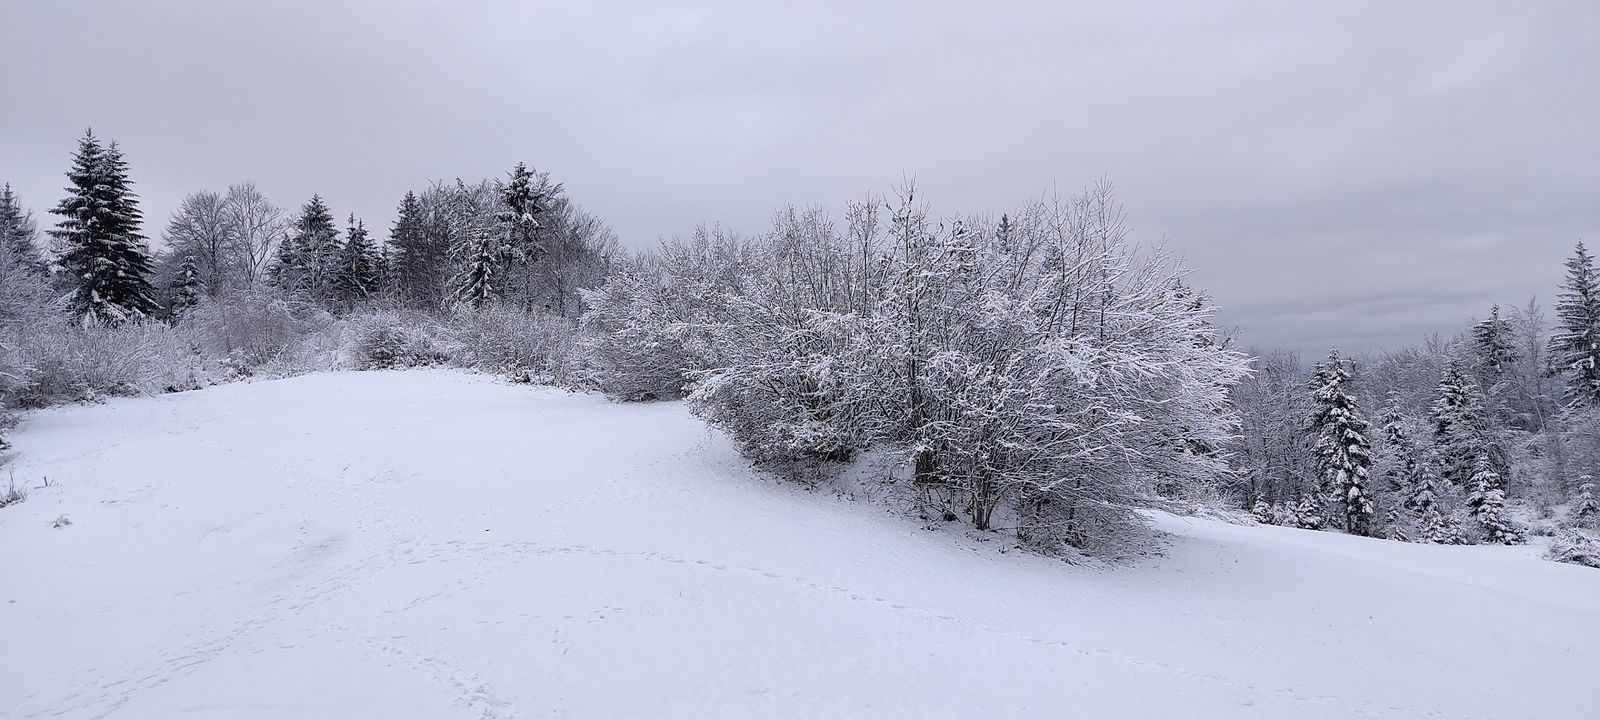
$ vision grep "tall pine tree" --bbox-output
[168,255,203,316]
[1471,304,1518,383]
[1379,391,1419,495]
[0,183,46,276]
[1571,477,1599,528]
[48,131,158,325]
[1551,241,1600,407]
[1310,349,1375,536]
[1465,456,1520,544]
[271,195,339,302]
[1431,359,1490,487]
[458,234,497,309]
[334,214,378,306]
[389,190,444,308]
[498,161,548,261]
[453,182,496,309]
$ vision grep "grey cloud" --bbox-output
[2,0,1595,356]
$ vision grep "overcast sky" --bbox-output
[2,0,1595,355]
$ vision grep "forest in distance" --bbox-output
[2,128,1597,566]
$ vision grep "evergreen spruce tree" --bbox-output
[1421,506,1467,545]
[1378,391,1420,496]
[452,181,497,309]
[373,238,393,297]
[389,190,439,308]
[458,234,497,309]
[1551,241,1600,407]
[498,161,549,260]
[1310,349,1375,535]
[1251,499,1274,525]
[168,255,203,316]
[1410,466,1443,517]
[1465,457,1521,544]
[48,131,158,325]
[271,195,339,301]
[0,183,46,276]
[1385,506,1410,542]
[1568,476,1598,528]
[1293,495,1325,530]
[1471,305,1518,384]
[1431,359,1490,487]
[334,214,378,306]
[268,231,303,291]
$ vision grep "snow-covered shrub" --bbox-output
[181,290,338,375]
[579,261,694,401]
[580,226,756,401]
[1543,529,1600,569]
[447,305,582,385]
[343,310,450,371]
[0,256,58,449]
[5,322,207,408]
[597,187,1251,555]
[690,310,878,468]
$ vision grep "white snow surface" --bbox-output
[2,369,1596,719]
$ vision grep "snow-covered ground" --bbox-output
[2,369,1595,720]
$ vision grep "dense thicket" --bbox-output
[583,184,1250,552]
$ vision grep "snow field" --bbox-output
[2,369,1596,719]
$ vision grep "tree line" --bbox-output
[4,128,1595,557]
[1230,245,1600,547]
[0,129,616,329]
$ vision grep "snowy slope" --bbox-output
[2,369,1596,720]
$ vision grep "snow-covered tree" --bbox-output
[1310,349,1375,536]
[1410,466,1443,518]
[1293,495,1325,530]
[1465,456,1521,544]
[581,224,757,401]
[1569,476,1598,528]
[1420,506,1467,545]
[1230,349,1316,508]
[48,131,159,325]
[1471,305,1518,385]
[593,184,1250,552]
[334,215,379,306]
[168,255,203,316]
[220,182,287,291]
[1386,507,1410,542]
[458,234,497,309]
[1551,241,1600,407]
[162,189,232,296]
[270,195,340,302]
[389,190,446,309]
[0,183,45,277]
[1431,359,1490,487]
[497,161,551,261]
[1378,391,1420,496]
